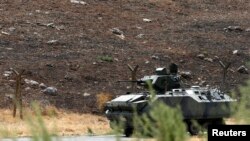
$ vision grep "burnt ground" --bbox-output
[0,0,249,113]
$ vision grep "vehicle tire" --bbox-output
[212,118,225,125]
[124,127,133,137]
[187,121,200,135]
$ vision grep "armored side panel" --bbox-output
[105,94,149,127]
[162,88,235,119]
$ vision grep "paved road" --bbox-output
[0,135,150,141]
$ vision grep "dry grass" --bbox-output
[188,136,206,141]
[0,107,239,141]
[96,92,113,112]
[0,108,111,137]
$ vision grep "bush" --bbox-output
[96,92,113,112]
[129,81,186,140]
[97,55,113,62]
[133,102,187,141]
[26,103,55,141]
[232,80,250,124]
[41,105,59,117]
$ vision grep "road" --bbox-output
[0,135,151,141]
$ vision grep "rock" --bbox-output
[237,65,248,74]
[3,73,10,77]
[8,27,16,32]
[3,71,12,78]
[145,61,150,64]
[197,54,205,59]
[25,87,31,91]
[24,79,39,87]
[163,55,170,59]
[232,50,240,55]
[136,26,143,30]
[213,56,219,61]
[136,34,144,39]
[47,40,58,44]
[143,18,152,23]
[6,48,13,50]
[39,83,47,89]
[1,31,10,35]
[70,0,86,5]
[180,71,192,79]
[5,94,14,99]
[151,55,159,60]
[204,58,213,62]
[55,25,65,30]
[179,60,185,63]
[117,34,125,40]
[64,73,75,81]
[46,23,54,27]
[245,28,250,32]
[110,28,125,40]
[224,26,243,32]
[110,28,123,35]
[42,87,58,96]
[114,58,119,61]
[83,92,91,97]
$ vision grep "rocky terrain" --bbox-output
[0,0,249,113]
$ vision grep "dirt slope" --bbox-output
[0,0,249,113]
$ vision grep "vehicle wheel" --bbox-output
[212,118,225,125]
[124,127,133,137]
[187,121,200,135]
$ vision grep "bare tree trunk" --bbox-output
[12,69,25,119]
[127,64,139,92]
[218,61,231,92]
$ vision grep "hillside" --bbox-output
[0,0,249,113]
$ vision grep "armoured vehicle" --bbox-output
[105,64,236,136]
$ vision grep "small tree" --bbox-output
[218,60,231,92]
[232,80,250,124]
[133,81,187,141]
[12,69,25,119]
[127,64,139,92]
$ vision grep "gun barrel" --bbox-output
[117,80,139,83]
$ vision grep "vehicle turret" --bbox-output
[118,65,181,93]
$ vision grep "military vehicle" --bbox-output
[105,64,236,136]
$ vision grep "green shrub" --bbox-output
[133,102,187,141]
[26,103,56,141]
[97,55,113,62]
[127,81,186,140]
[232,80,250,124]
